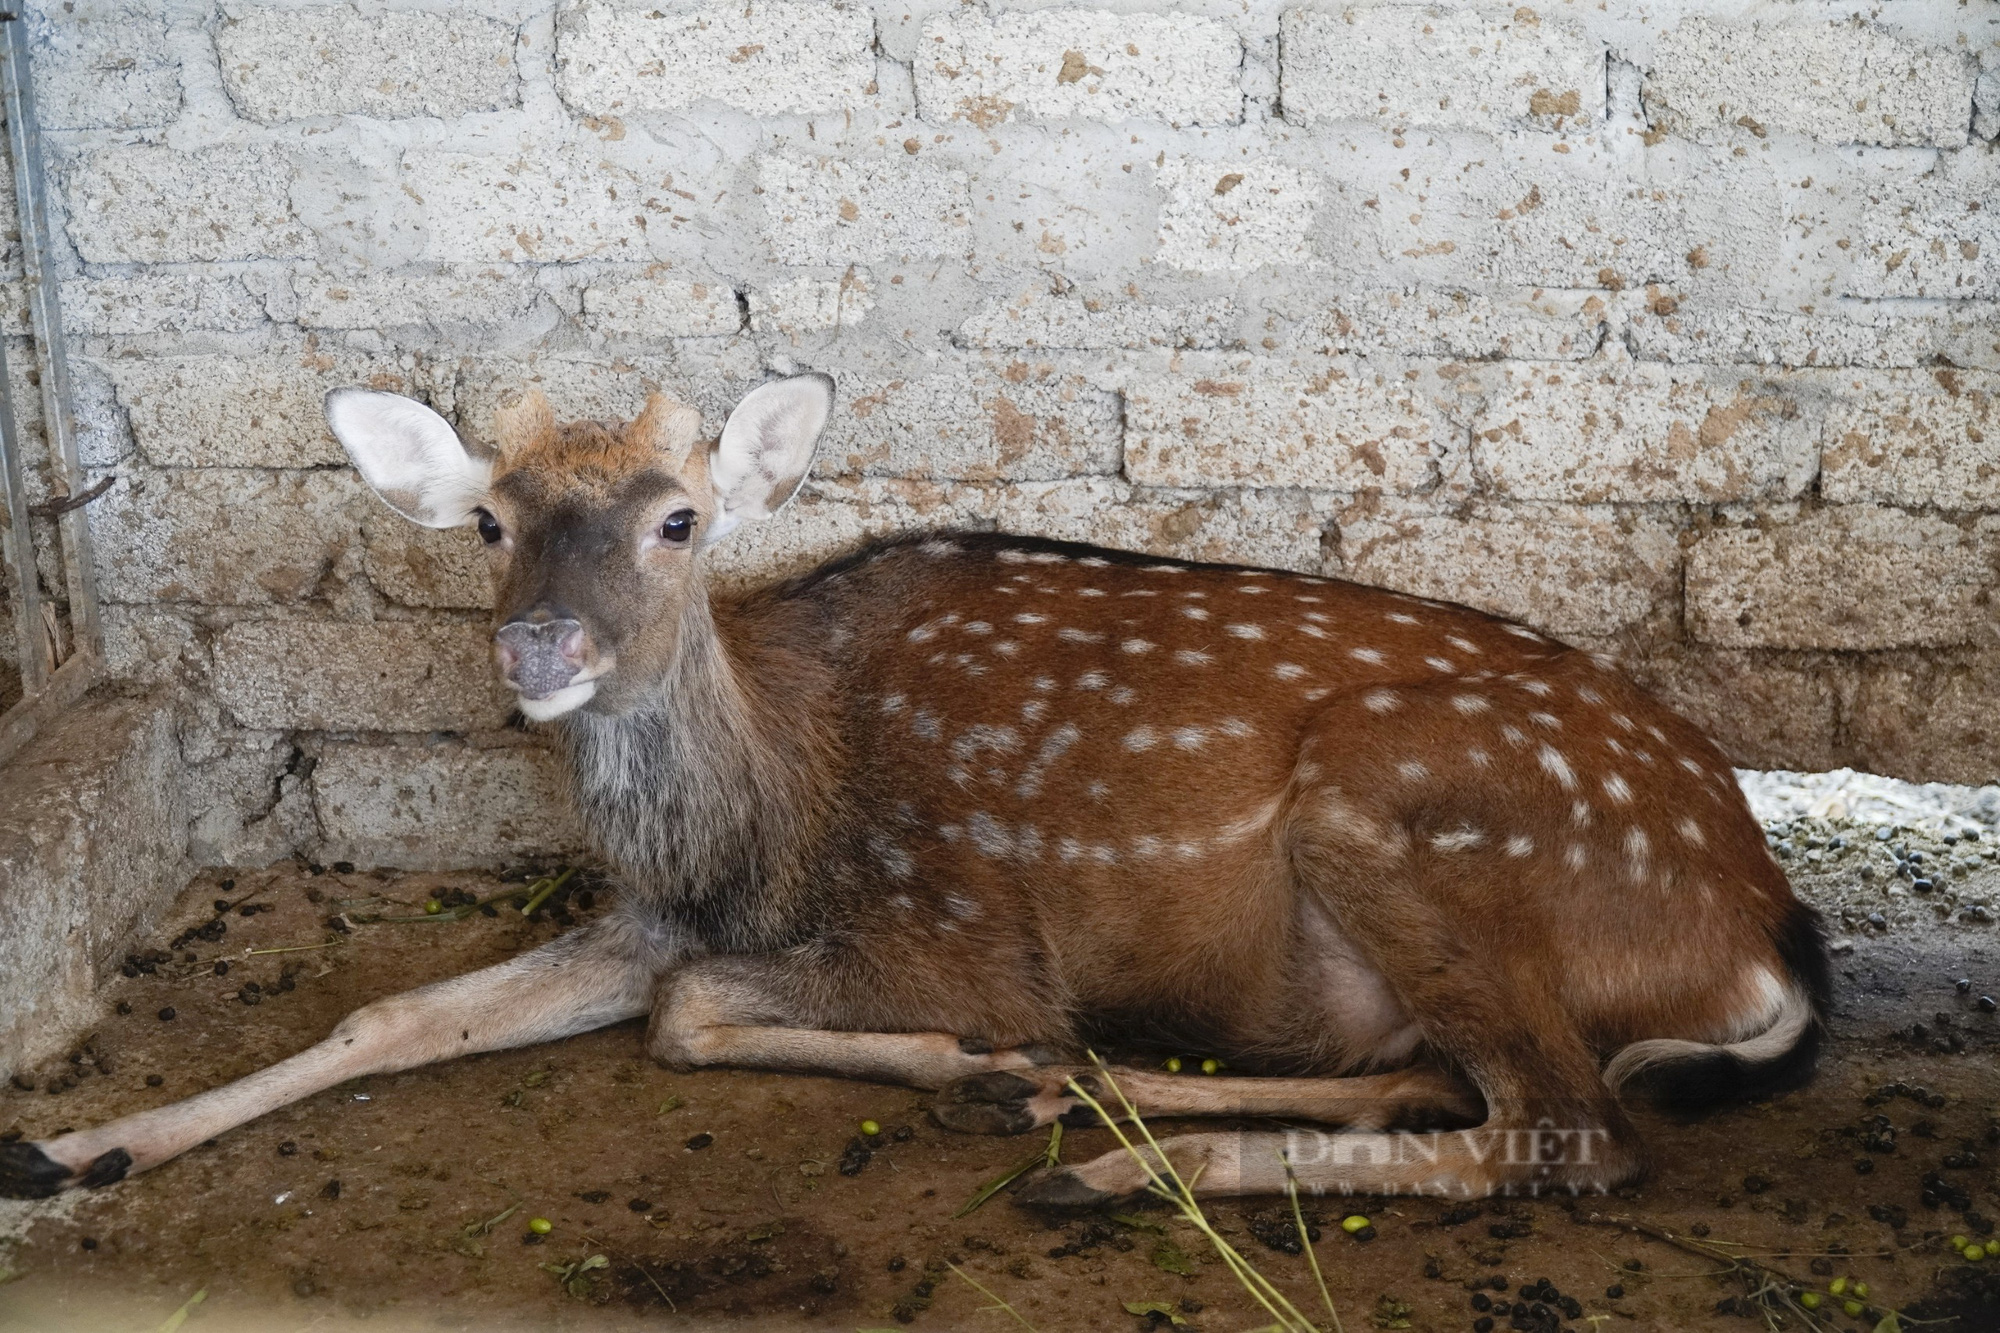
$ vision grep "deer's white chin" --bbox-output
[517,680,597,721]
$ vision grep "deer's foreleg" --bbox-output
[646,955,1064,1090]
[0,915,661,1198]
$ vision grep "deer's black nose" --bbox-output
[495,618,586,699]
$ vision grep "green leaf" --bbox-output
[1109,1212,1169,1234]
[1874,1315,1902,1333]
[1122,1300,1187,1325]
[954,1148,1045,1218]
[657,1095,684,1114]
[1151,1240,1197,1277]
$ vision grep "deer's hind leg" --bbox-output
[1018,781,1645,1205]
[932,1063,1482,1137]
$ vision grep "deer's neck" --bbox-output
[558,588,834,949]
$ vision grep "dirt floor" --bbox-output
[2,828,1999,1333]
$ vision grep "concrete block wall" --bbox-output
[14,0,1998,867]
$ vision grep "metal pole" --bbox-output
[0,326,43,692]
[0,10,98,665]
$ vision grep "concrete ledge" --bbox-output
[0,690,191,1079]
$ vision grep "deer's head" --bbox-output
[326,374,834,721]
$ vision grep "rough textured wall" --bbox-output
[22,0,2000,864]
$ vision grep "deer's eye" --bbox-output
[660,509,695,544]
[475,509,503,545]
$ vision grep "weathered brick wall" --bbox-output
[21,0,1999,864]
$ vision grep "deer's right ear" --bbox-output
[324,389,492,529]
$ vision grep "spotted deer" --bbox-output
[0,374,1828,1205]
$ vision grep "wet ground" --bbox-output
[2,818,1998,1333]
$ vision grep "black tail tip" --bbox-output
[1631,901,1832,1118]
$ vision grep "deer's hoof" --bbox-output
[931,1071,1041,1135]
[1010,1165,1119,1210]
[0,1140,72,1199]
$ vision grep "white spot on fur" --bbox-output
[890,893,914,910]
[912,710,942,742]
[1538,746,1577,790]
[963,621,992,635]
[1172,726,1207,750]
[1028,551,1066,565]
[1572,800,1592,827]
[1303,687,1330,701]
[1625,827,1650,866]
[1397,760,1430,782]
[1503,625,1544,642]
[1132,834,1165,858]
[1452,694,1490,715]
[1500,724,1528,748]
[1577,685,1603,705]
[1677,756,1703,775]
[1430,827,1486,852]
[1182,605,1211,620]
[1076,670,1109,690]
[1529,711,1560,730]
[1124,726,1160,752]
[1349,647,1385,665]
[993,640,1020,656]
[1174,649,1214,666]
[1174,840,1202,859]
[1032,676,1055,692]
[1019,699,1047,724]
[1226,623,1266,640]
[1506,833,1534,857]
[1219,717,1254,738]
[1612,713,1636,732]
[1602,773,1632,804]
[1426,656,1455,672]
[1518,679,1553,697]
[1446,635,1480,655]
[920,539,960,556]
[1058,627,1104,643]
[1468,748,1492,767]
[1078,556,1109,568]
[1677,818,1706,846]
[951,725,1020,763]
[1015,723,1081,798]
[1108,685,1138,705]
[1087,780,1110,800]
[1121,638,1155,654]
[1078,587,1107,598]
[1014,612,1048,625]
[1296,624,1329,639]
[881,693,907,714]
[1565,844,1587,869]
[1387,612,1419,625]
[1302,611,1330,623]
[1363,689,1400,713]
[945,892,984,919]
[1275,662,1308,681]
[1057,836,1082,861]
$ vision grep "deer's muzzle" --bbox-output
[495,618,587,701]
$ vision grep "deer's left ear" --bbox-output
[705,373,833,544]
